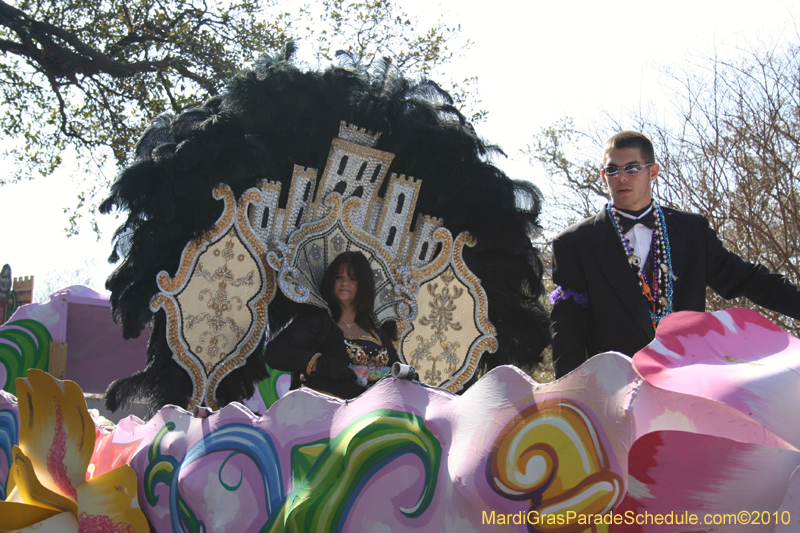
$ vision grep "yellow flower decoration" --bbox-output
[0,369,149,532]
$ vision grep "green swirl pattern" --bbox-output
[0,319,52,396]
[256,364,291,409]
[269,409,442,532]
[143,422,201,533]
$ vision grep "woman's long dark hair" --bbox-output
[321,251,378,332]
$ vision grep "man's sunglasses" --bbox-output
[602,163,655,177]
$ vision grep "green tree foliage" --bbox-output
[311,0,456,76]
[528,40,800,335]
[0,0,291,179]
[0,0,471,233]
[305,0,485,122]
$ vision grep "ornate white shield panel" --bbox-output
[151,185,274,409]
[399,232,497,392]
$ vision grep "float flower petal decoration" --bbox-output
[634,308,800,447]
[0,369,148,532]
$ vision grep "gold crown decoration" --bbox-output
[151,185,275,409]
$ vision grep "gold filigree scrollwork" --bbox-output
[151,185,275,410]
[398,231,497,392]
[452,232,496,339]
[413,227,454,281]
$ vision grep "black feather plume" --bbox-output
[102,51,551,415]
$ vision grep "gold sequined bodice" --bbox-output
[343,332,389,367]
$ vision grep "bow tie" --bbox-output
[617,209,656,233]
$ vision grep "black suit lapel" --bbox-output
[590,209,656,338]
[662,208,684,301]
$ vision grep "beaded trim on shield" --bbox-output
[151,185,275,410]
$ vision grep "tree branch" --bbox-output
[0,0,181,79]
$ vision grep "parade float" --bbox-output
[2,307,800,532]
[2,48,799,532]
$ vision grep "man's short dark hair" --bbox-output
[603,131,656,164]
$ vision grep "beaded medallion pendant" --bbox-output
[607,202,674,328]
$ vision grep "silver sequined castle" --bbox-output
[249,122,444,268]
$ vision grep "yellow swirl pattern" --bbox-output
[489,398,623,532]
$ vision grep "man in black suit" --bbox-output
[550,131,800,377]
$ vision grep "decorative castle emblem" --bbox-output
[154,122,497,407]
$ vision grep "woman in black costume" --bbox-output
[265,251,399,399]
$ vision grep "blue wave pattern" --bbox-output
[0,407,19,501]
[144,421,285,533]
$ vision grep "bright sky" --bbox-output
[2,0,798,300]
